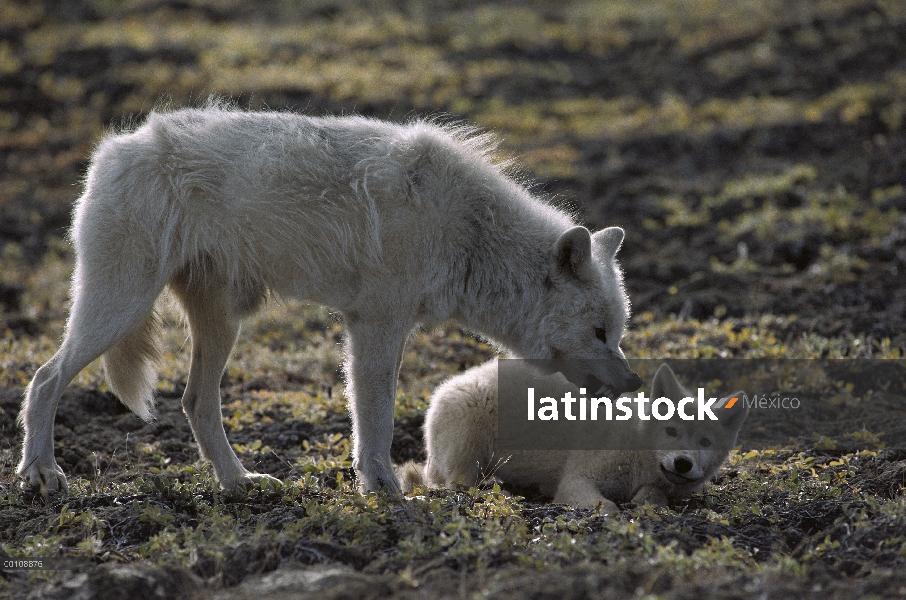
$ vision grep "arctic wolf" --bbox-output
[406,362,746,512]
[18,104,642,494]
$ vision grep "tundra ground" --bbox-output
[1,0,905,597]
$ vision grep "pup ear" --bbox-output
[549,226,594,282]
[591,227,624,259]
[720,392,748,433]
[651,363,687,400]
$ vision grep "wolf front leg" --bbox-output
[344,318,412,493]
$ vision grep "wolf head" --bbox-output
[521,226,642,396]
[642,363,747,495]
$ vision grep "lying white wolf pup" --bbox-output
[18,104,642,494]
[404,361,746,512]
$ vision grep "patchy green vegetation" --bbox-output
[1,0,905,598]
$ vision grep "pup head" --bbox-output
[644,364,747,496]
[525,226,642,396]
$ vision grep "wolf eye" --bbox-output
[595,327,607,344]
[666,427,677,437]
[700,438,712,447]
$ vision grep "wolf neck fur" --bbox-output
[448,180,572,355]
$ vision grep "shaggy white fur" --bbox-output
[18,104,640,494]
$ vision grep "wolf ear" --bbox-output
[550,226,594,282]
[720,392,748,433]
[591,227,624,259]
[651,363,687,400]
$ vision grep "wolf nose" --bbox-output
[674,456,693,474]
[625,371,643,392]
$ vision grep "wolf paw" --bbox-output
[230,472,282,491]
[19,460,69,496]
[355,460,402,494]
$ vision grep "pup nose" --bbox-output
[674,456,693,474]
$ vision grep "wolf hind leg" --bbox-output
[18,271,166,494]
[170,270,277,489]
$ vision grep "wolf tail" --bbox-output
[102,310,163,422]
[397,461,428,493]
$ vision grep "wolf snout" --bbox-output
[624,371,643,393]
[659,459,700,486]
[585,369,643,396]
[673,456,693,474]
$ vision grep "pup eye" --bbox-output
[595,327,607,344]
[700,438,712,447]
[666,427,677,437]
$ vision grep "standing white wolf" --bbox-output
[18,104,641,494]
[406,362,746,512]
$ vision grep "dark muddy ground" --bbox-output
[2,0,906,598]
[2,380,906,599]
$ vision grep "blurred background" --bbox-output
[1,0,905,347]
